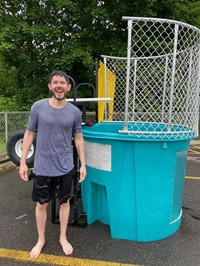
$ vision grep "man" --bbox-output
[19,70,86,259]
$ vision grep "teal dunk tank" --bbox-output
[81,17,200,242]
[81,122,192,242]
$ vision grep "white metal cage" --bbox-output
[101,17,200,140]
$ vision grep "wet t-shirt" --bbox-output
[27,99,82,176]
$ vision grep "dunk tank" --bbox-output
[81,17,200,242]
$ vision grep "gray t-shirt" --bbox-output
[27,98,82,176]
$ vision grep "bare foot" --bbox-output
[30,240,45,259]
[60,239,73,255]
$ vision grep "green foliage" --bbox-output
[173,0,200,27]
[0,63,18,97]
[0,96,21,112]
[0,0,199,111]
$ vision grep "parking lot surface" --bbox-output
[0,143,200,266]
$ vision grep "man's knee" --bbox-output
[60,200,70,208]
[36,202,48,210]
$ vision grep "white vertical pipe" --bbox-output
[123,19,133,132]
[161,56,169,122]
[103,57,108,121]
[194,45,200,134]
[185,50,193,125]
[168,24,179,131]
[5,113,8,144]
[132,59,137,121]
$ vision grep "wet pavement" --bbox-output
[0,143,200,266]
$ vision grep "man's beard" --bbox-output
[51,91,67,101]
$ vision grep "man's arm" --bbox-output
[73,132,86,182]
[19,129,36,181]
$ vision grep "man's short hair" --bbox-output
[49,70,70,84]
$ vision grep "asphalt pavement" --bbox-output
[0,142,200,266]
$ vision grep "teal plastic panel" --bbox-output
[81,122,191,242]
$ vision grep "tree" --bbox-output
[0,0,96,109]
[0,0,199,110]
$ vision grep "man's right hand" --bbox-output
[19,163,29,181]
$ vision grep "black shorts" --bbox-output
[32,168,75,205]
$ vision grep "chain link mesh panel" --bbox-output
[101,56,127,121]
[101,17,200,140]
[0,112,30,158]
